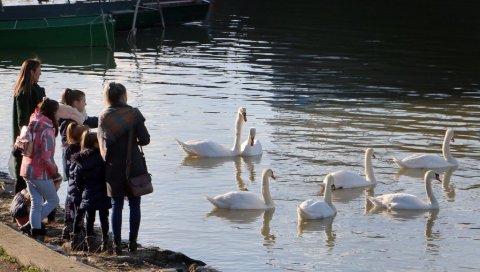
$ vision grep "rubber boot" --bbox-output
[31,228,46,242]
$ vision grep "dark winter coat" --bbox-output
[12,83,46,142]
[60,116,98,179]
[98,104,150,197]
[70,148,111,210]
[66,144,82,205]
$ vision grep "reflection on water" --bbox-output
[297,216,335,248]
[395,167,457,201]
[181,155,261,191]
[0,0,479,271]
[0,47,115,70]
[206,208,275,244]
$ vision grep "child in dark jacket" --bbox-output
[56,88,98,226]
[70,131,111,252]
[62,123,89,240]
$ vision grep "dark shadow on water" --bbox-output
[0,47,115,71]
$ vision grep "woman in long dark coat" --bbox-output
[12,58,46,194]
[97,82,150,255]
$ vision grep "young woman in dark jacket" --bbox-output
[12,58,46,194]
[98,82,150,255]
[70,131,111,252]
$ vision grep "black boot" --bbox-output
[31,228,46,242]
[128,240,138,253]
[19,222,31,234]
[101,234,111,253]
[113,239,123,256]
[70,233,85,251]
[86,236,96,253]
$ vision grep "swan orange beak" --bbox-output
[242,112,247,122]
[250,135,255,146]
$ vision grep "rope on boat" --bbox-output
[157,0,166,28]
[129,0,142,39]
[100,10,112,50]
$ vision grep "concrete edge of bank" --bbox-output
[0,223,102,272]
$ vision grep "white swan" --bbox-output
[366,170,441,210]
[393,129,457,169]
[241,127,262,156]
[205,168,275,209]
[326,148,377,189]
[176,107,247,157]
[297,174,337,219]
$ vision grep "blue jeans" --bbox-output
[111,196,141,244]
[25,178,60,229]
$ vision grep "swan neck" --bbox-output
[365,152,376,183]
[425,177,438,208]
[262,174,274,207]
[324,178,334,207]
[442,133,453,162]
[232,114,244,154]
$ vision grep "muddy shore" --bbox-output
[0,171,216,272]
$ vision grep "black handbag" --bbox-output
[126,129,153,197]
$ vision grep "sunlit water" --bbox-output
[1,0,480,271]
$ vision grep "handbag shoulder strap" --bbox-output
[125,129,134,179]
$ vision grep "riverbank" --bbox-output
[0,172,215,272]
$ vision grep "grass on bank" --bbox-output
[0,246,44,272]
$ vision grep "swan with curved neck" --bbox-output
[298,174,337,219]
[393,129,457,169]
[326,148,377,189]
[176,107,247,157]
[205,169,275,209]
[241,127,262,156]
[366,170,441,210]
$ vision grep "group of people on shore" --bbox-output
[10,58,150,255]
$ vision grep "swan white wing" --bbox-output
[298,199,336,219]
[176,139,234,157]
[371,193,431,210]
[329,170,370,188]
[394,153,453,169]
[206,191,266,209]
[241,139,263,156]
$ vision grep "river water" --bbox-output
[1,0,480,271]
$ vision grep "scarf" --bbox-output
[98,104,145,148]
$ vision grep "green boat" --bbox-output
[0,15,115,49]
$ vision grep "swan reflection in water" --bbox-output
[297,216,336,248]
[394,166,456,201]
[206,208,276,242]
[182,155,262,191]
[365,196,440,251]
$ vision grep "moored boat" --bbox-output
[0,15,115,48]
[0,0,210,31]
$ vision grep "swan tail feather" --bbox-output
[392,156,406,168]
[176,138,198,156]
[205,195,223,209]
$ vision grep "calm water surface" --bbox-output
[1,0,480,271]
